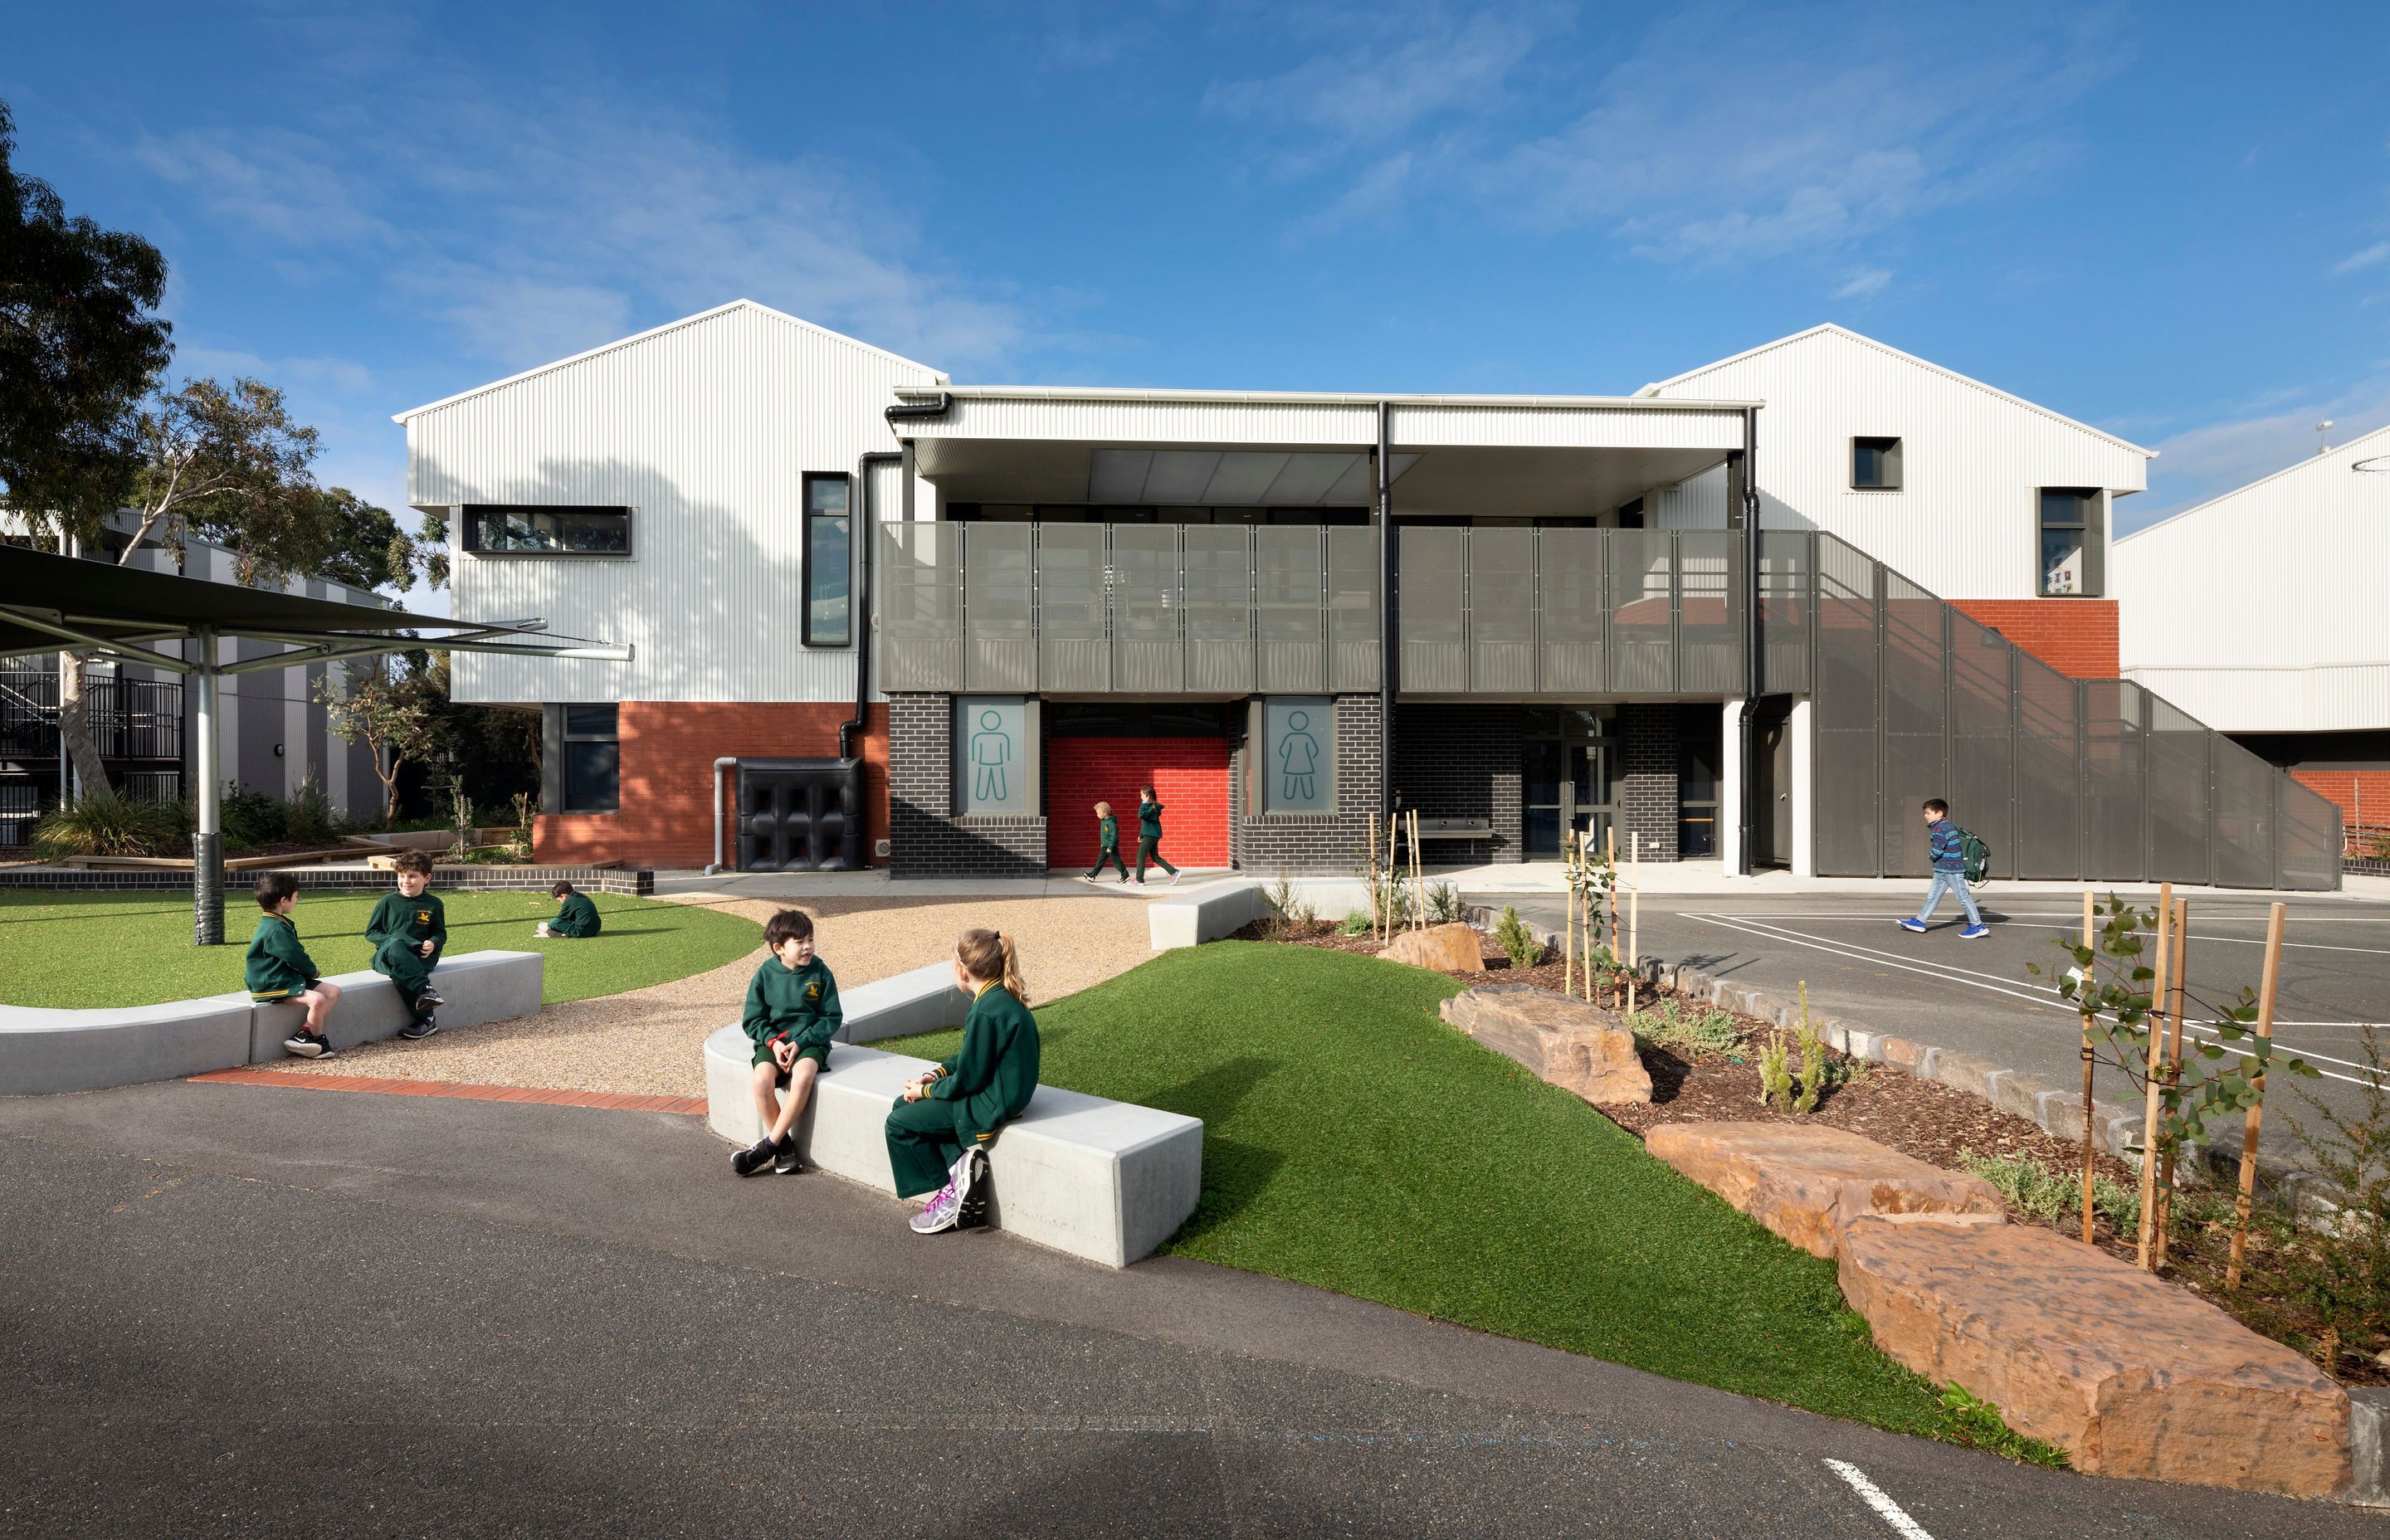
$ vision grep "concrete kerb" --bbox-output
[2353,1390,2390,1508]
[246,950,543,1060]
[1149,880,1272,950]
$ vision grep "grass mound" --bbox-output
[882,940,1954,1437]
[0,889,759,1008]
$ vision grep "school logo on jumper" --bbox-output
[806,982,821,1001]
[415,909,432,926]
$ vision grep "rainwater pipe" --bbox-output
[841,449,905,759]
[705,757,738,875]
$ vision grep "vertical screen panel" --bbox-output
[1036,524,1108,693]
[1110,524,1183,694]
[1756,532,1811,695]
[963,524,1034,692]
[2144,694,2211,885]
[1948,610,2012,879]
[1468,529,1535,693]
[1185,525,1255,694]
[2211,732,2279,889]
[1256,527,1324,694]
[1327,526,1381,692]
[1605,530,1672,694]
[1536,529,1603,694]
[2082,680,2146,880]
[1675,533,1741,695]
[2014,653,2080,878]
[1400,526,1468,694]
[878,523,961,690]
[2279,774,2342,891]
[1812,537,1880,875]
[1880,573,1945,877]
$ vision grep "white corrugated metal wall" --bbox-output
[406,302,943,704]
[1646,326,2150,598]
[2116,424,2390,733]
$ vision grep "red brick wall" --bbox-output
[1046,736,1230,869]
[2290,769,2390,833]
[535,702,888,869]
[1950,600,2119,680]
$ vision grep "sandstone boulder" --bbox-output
[1378,922,1486,974]
[1839,1215,2352,1496]
[1439,984,1651,1104]
[1643,1122,2004,1260]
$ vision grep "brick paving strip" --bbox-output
[190,1065,705,1114]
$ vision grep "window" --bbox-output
[461,505,632,556]
[1615,497,1646,529]
[1677,717,1720,858]
[2038,488,2103,597]
[802,474,851,646]
[1851,436,1903,490]
[558,704,618,814]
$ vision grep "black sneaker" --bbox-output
[283,1030,325,1059]
[414,987,444,1012]
[772,1134,802,1176]
[399,1013,441,1040]
[731,1138,775,1177]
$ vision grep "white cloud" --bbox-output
[1835,269,1893,300]
[2334,241,2390,275]
[2124,381,2390,530]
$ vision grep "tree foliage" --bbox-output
[317,652,439,827]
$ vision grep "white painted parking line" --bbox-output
[1823,1460,1937,1539]
[1992,919,2390,957]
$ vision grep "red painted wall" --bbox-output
[535,702,888,869]
[1950,600,2119,680]
[1046,736,1230,869]
[2290,769,2390,834]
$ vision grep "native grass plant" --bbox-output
[1627,997,1744,1060]
[1756,1032,1796,1111]
[1426,880,1467,925]
[284,769,338,846]
[1959,1148,2143,1237]
[2278,1026,2390,1373]
[1755,984,1835,1114]
[1336,908,1374,937]
[28,788,182,858]
[2027,894,2319,1182]
[1261,876,1316,941]
[1493,905,1544,970]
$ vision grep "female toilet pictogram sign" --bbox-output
[1278,709,1320,801]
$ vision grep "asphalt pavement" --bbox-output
[1,1080,2377,1537]
[1490,889,2390,1164]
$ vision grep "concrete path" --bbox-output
[0,1080,2373,1537]
[1491,890,2390,1163]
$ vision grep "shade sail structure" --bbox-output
[0,542,632,944]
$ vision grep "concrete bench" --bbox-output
[1149,879,1271,950]
[248,950,544,1061]
[701,1026,1202,1268]
[0,949,544,1097]
[832,962,973,1045]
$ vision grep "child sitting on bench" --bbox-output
[733,909,842,1177]
[887,928,1041,1235]
[246,871,341,1059]
[365,849,446,1040]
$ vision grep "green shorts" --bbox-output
[751,1039,830,1089]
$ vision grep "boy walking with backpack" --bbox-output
[1899,798,1988,938]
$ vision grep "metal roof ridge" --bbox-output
[891,383,1761,409]
[2117,419,2390,544]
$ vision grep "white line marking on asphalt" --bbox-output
[1710,915,2054,989]
[1714,912,2390,924]
[1823,1460,1936,1540]
[1992,920,2390,957]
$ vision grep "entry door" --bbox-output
[1524,735,1617,857]
[1750,699,1794,867]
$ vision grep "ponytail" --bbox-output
[956,927,1030,1005]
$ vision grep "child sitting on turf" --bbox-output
[365,850,446,1040]
[887,928,1041,1235]
[246,871,342,1060]
[733,908,843,1177]
[536,880,602,938]
[1082,801,1129,884]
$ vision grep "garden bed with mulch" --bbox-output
[1239,915,2388,1386]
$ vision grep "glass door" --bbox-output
[1523,711,1617,857]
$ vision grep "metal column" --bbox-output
[1376,400,1395,818]
[1734,407,1760,875]
[191,626,224,945]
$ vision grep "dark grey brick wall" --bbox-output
[1236,694,1380,875]
[1618,702,1681,863]
[0,865,655,894]
[1394,703,1524,864]
[887,692,1046,878]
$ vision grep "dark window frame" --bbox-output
[2036,486,2104,597]
[1851,436,1904,491]
[802,473,853,648]
[460,504,634,558]
[543,702,620,815]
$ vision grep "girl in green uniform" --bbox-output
[887,928,1040,1235]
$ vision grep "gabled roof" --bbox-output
[391,300,948,423]
[1637,323,2155,459]
[2118,420,2390,544]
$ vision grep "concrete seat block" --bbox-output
[248,950,543,1061]
[835,962,972,1045]
[0,996,256,1096]
[702,1026,1202,1267]
[1149,880,1270,950]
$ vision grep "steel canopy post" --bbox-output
[1735,407,1760,876]
[192,625,224,946]
[1377,401,1395,821]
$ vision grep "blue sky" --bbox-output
[10,0,2390,571]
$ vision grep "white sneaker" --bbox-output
[910,1183,962,1235]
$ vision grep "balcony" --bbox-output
[0,673,184,760]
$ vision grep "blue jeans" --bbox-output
[1917,870,1982,927]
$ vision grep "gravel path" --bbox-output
[266,893,1158,1098]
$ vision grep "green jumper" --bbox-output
[1134,798,1177,880]
[549,891,602,938]
[885,982,1041,1199]
[1085,813,1129,881]
[244,912,320,1001]
[366,889,446,1005]
[741,956,842,1088]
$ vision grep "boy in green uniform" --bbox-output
[365,849,446,1040]
[245,870,342,1059]
[537,880,602,938]
[889,928,1041,1235]
[1081,800,1129,884]
[1134,785,1178,885]
[734,908,843,1177]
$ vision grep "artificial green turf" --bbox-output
[0,889,761,1008]
[882,941,1955,1438]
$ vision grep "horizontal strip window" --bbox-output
[462,505,633,556]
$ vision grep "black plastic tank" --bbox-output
[735,758,863,871]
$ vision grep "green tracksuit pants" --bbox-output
[1134,836,1176,880]
[885,1096,983,1200]
[373,936,441,1000]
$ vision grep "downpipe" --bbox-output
[705,757,738,875]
